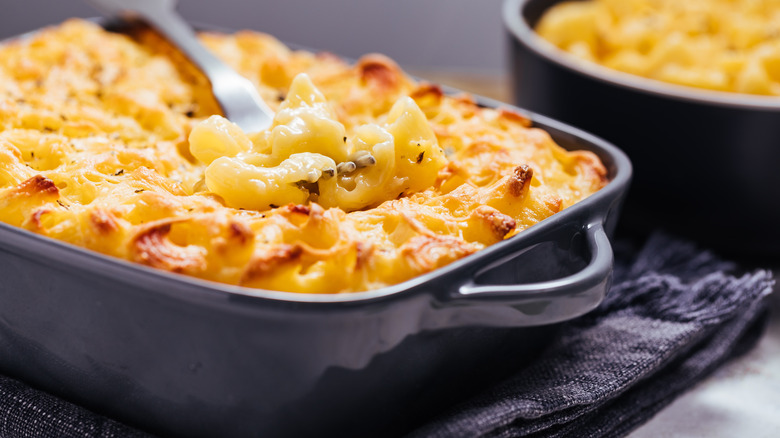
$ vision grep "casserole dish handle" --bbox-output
[456,219,612,308]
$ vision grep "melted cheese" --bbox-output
[191,73,446,211]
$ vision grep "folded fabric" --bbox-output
[0,233,773,438]
[0,374,150,438]
[408,232,774,438]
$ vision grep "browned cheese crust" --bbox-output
[0,20,607,293]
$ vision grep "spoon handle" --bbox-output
[87,0,274,132]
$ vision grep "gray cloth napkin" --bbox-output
[408,233,774,438]
[0,233,773,438]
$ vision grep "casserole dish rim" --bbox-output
[503,0,780,112]
[0,19,631,306]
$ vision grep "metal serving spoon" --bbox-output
[86,0,274,133]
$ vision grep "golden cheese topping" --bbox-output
[536,0,780,95]
[0,19,607,293]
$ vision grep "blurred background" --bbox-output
[1,0,508,98]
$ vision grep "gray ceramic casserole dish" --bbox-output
[504,0,780,256]
[0,21,631,438]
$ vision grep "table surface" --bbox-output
[631,274,780,438]
[416,70,780,438]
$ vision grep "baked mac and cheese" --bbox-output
[0,20,606,293]
[537,0,780,95]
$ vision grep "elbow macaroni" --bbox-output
[190,74,446,211]
[536,0,780,96]
[0,20,607,293]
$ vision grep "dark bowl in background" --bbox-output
[504,0,780,257]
